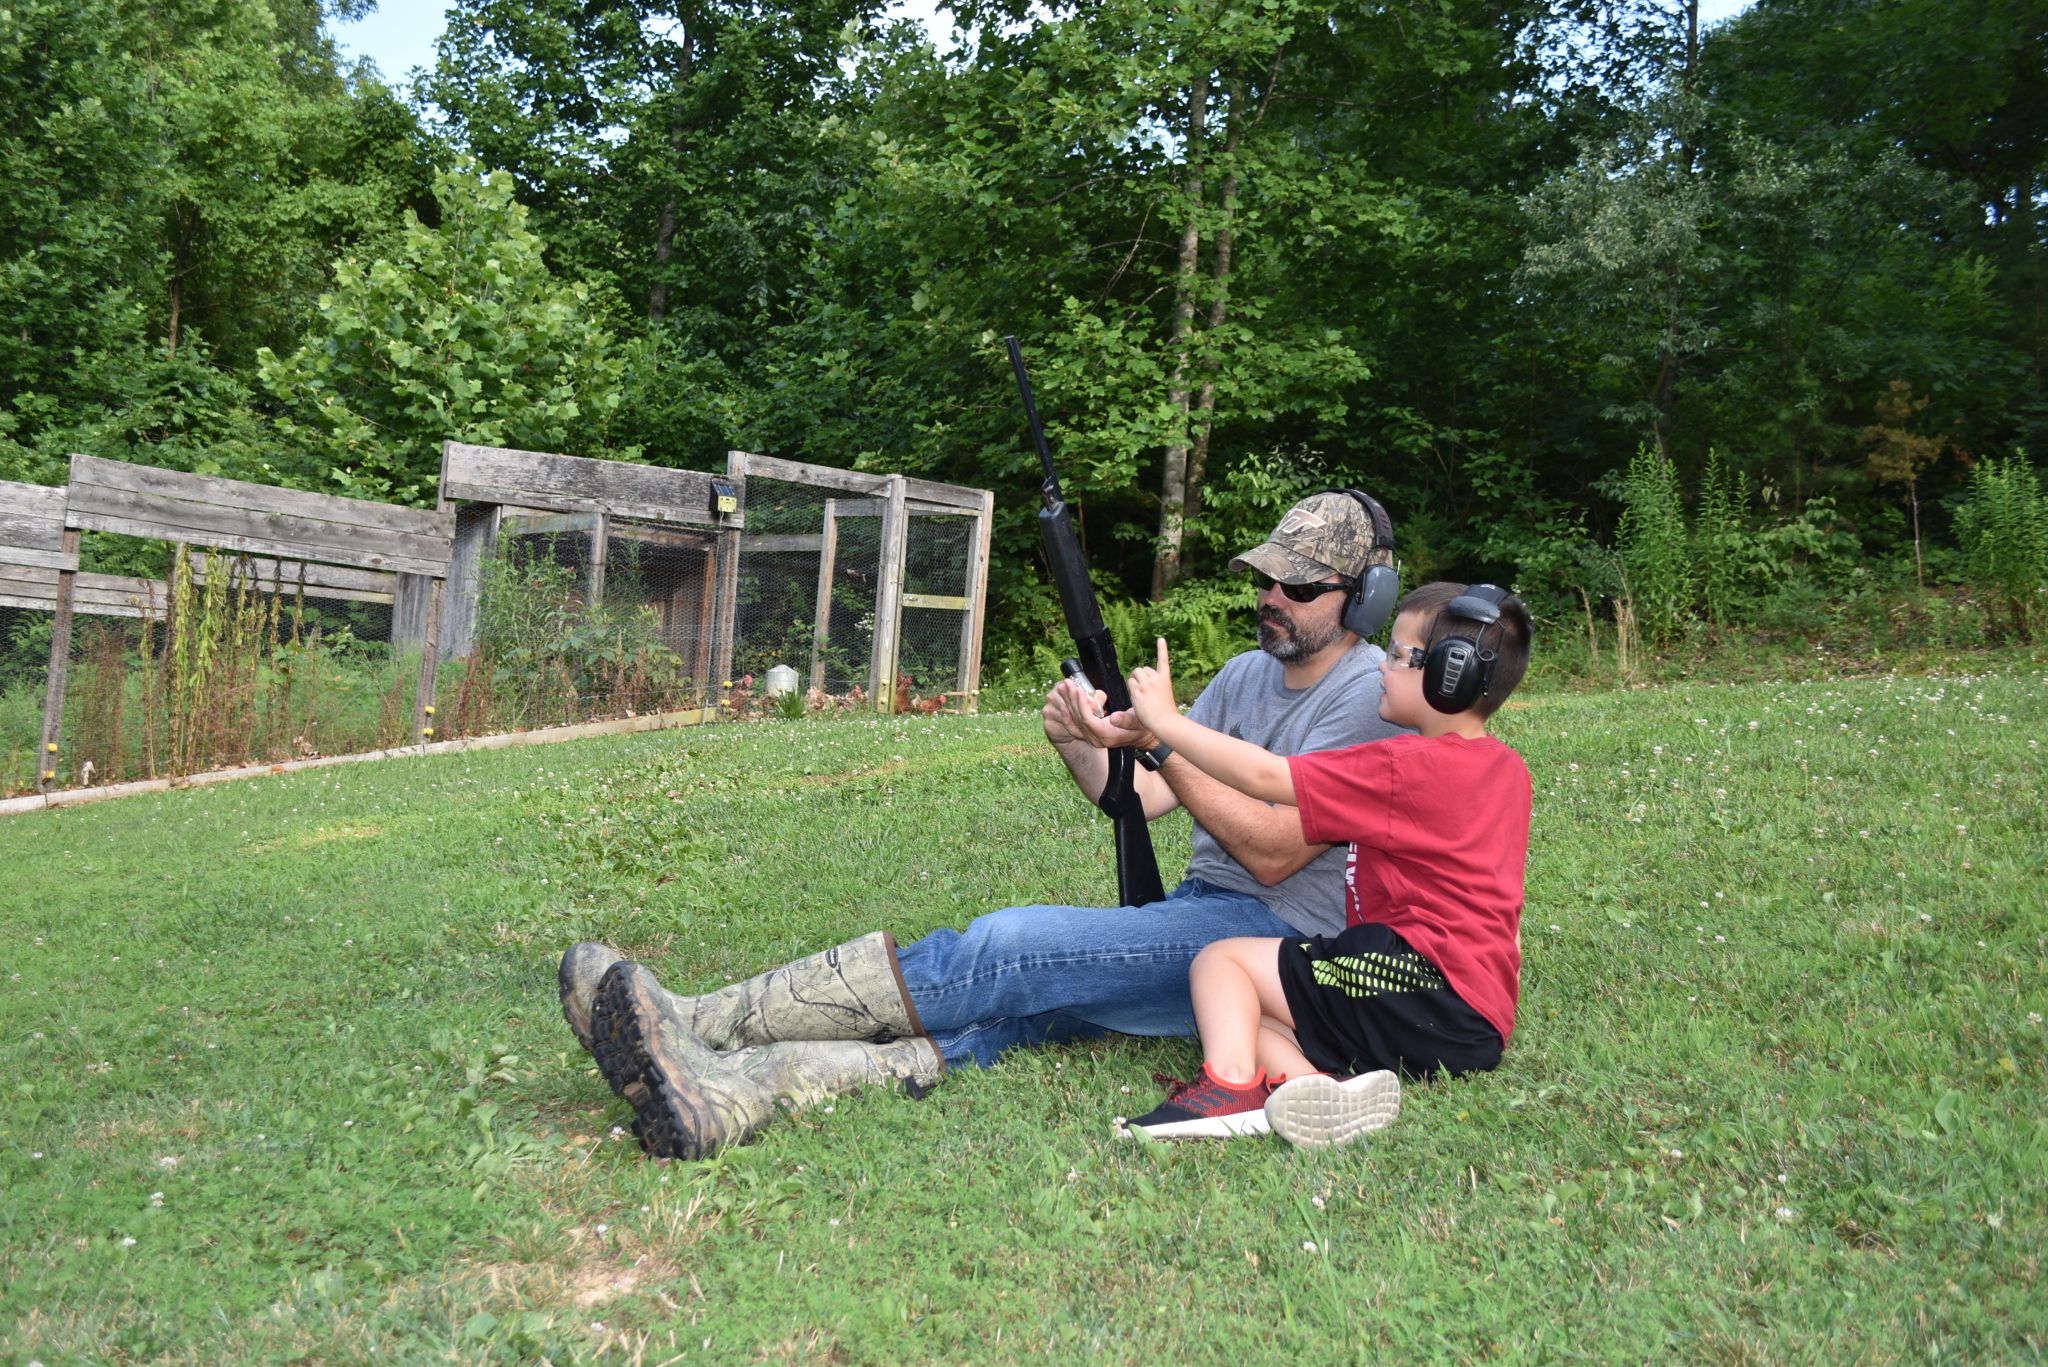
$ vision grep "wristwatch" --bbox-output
[1137,741,1172,772]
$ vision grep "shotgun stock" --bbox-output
[1006,336,1166,908]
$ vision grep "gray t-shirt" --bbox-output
[1181,641,1407,936]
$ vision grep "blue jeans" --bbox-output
[895,879,1299,1067]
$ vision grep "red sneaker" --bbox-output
[1122,1063,1272,1140]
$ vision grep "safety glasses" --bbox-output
[1250,571,1355,603]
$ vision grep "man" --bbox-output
[561,489,1409,1159]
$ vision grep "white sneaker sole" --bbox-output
[1119,1108,1273,1141]
[1264,1071,1401,1149]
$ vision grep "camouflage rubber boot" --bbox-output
[558,942,626,1052]
[590,961,943,1160]
[682,931,923,1050]
[725,1034,945,1108]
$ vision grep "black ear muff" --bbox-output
[1421,584,1510,714]
[1319,488,1399,639]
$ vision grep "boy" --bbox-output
[1115,582,1534,1147]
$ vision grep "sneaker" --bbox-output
[1264,1070,1401,1149]
[1121,1064,1272,1140]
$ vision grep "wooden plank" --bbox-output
[413,576,444,744]
[65,502,453,579]
[0,563,159,604]
[0,568,161,618]
[38,530,79,792]
[808,498,975,520]
[733,451,985,511]
[0,545,80,572]
[736,452,889,497]
[710,452,745,700]
[739,533,824,554]
[500,510,602,537]
[189,556,397,599]
[440,503,495,658]
[809,499,840,692]
[68,453,451,539]
[588,513,607,607]
[65,473,453,578]
[959,489,995,713]
[605,521,715,550]
[901,592,969,611]
[870,474,908,713]
[0,480,68,551]
[441,442,739,528]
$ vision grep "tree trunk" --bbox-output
[649,22,697,322]
[1909,479,1924,589]
[1150,69,1208,602]
[1184,78,1249,541]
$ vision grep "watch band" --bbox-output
[1137,741,1172,772]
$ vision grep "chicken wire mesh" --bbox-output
[730,473,883,712]
[897,510,978,714]
[444,516,714,736]
[5,547,412,794]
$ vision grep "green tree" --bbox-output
[2,0,432,483]
[259,164,635,504]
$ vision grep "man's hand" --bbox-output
[1045,677,1151,751]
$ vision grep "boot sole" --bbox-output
[590,963,722,1160]
[558,943,621,1056]
[1264,1071,1402,1149]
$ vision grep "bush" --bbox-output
[1954,452,2048,640]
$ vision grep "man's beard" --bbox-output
[1257,606,1345,662]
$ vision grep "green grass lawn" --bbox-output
[2,669,2044,1363]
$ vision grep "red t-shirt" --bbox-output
[1288,732,1532,1041]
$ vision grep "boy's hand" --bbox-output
[1125,638,1175,730]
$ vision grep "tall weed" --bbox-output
[1954,451,2048,639]
[1614,446,1694,644]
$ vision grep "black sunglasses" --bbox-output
[1251,571,1355,603]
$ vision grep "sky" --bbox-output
[333,2,1758,89]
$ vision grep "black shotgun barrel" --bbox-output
[1005,335,1164,908]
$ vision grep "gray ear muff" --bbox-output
[1324,488,1399,639]
[1343,562,1399,638]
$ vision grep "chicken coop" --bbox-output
[3,457,452,795]
[436,444,993,727]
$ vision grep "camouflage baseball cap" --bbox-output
[1229,491,1388,582]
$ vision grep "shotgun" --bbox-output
[1005,336,1166,908]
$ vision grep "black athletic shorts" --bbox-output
[1276,922,1503,1080]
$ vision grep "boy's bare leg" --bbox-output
[1191,938,1316,1084]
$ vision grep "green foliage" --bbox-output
[1,0,431,461]
[1692,449,1772,627]
[1954,453,2048,640]
[259,165,635,505]
[468,535,697,728]
[1613,447,1695,645]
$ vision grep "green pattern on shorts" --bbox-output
[1310,950,1449,999]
